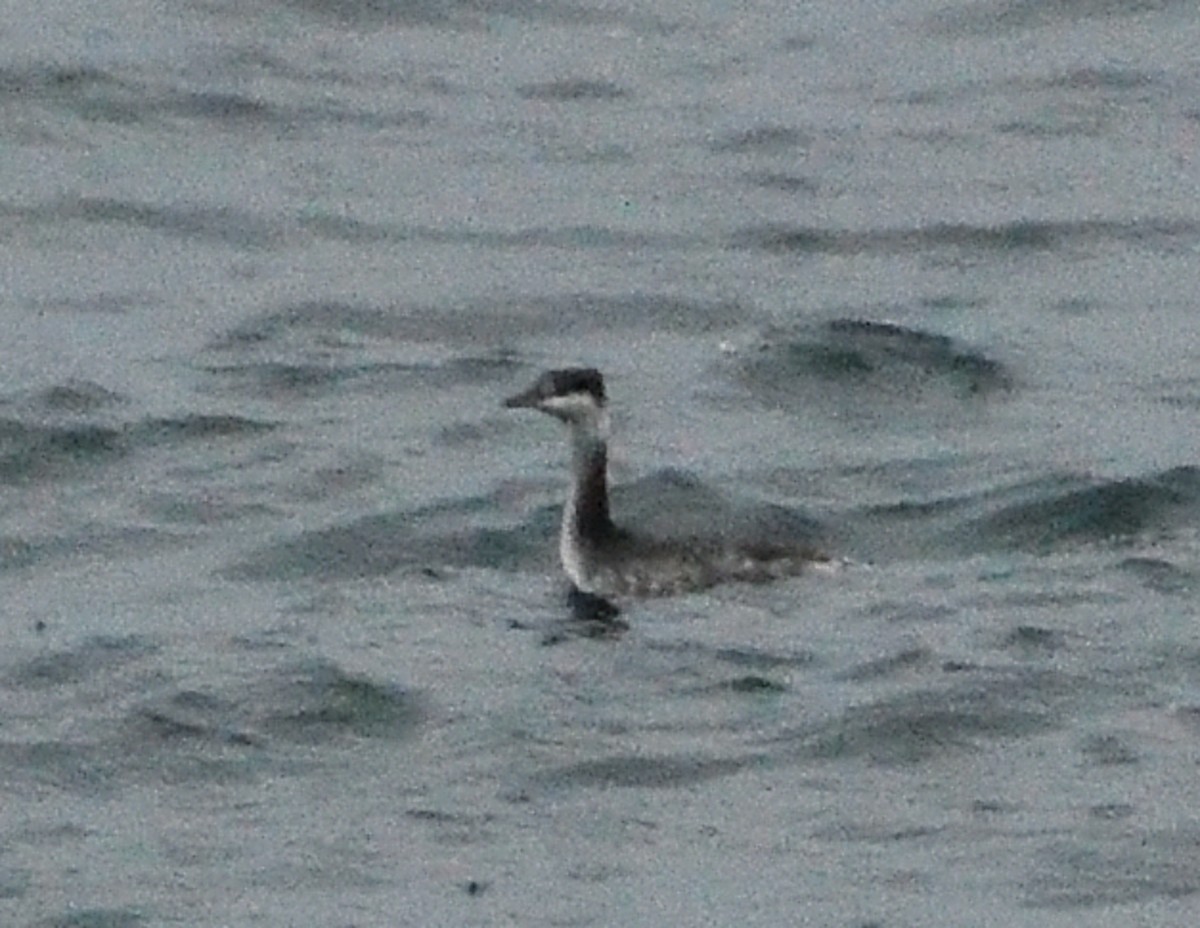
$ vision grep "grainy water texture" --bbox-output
[2,0,1200,924]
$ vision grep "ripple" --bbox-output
[963,466,1200,552]
[734,318,1011,415]
[774,670,1067,765]
[732,217,1200,256]
[516,78,628,101]
[532,752,758,790]
[0,413,274,485]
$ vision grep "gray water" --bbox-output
[3,0,1200,924]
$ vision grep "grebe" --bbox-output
[504,368,829,605]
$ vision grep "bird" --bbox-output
[504,367,830,615]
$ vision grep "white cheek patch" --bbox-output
[541,392,602,417]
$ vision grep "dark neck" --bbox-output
[569,427,616,543]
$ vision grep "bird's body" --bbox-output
[505,368,828,603]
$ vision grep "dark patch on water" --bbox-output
[1078,731,1140,765]
[404,808,497,848]
[641,640,817,688]
[517,78,628,101]
[1117,556,1195,594]
[709,125,808,153]
[281,0,674,32]
[33,907,146,928]
[533,752,759,790]
[139,493,278,527]
[284,213,671,249]
[539,607,631,644]
[1027,66,1164,93]
[1000,625,1067,655]
[0,62,428,133]
[1089,802,1135,820]
[742,171,819,194]
[125,689,254,746]
[33,381,127,414]
[962,466,1200,552]
[1049,296,1099,316]
[0,419,125,483]
[731,217,1200,255]
[146,89,429,133]
[24,293,155,316]
[204,360,397,398]
[6,635,157,689]
[258,659,422,743]
[837,647,931,682]
[1,525,193,572]
[4,650,419,796]
[814,820,944,843]
[995,108,1110,139]
[0,197,283,249]
[776,670,1066,765]
[0,742,117,795]
[931,0,1186,36]
[165,89,269,123]
[114,664,419,782]
[920,293,987,312]
[722,675,786,694]
[130,414,275,446]
[735,318,1010,414]
[210,300,395,349]
[0,64,117,95]
[0,65,143,127]
[1025,828,1200,907]
[711,644,818,671]
[971,797,1018,815]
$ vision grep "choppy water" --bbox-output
[3,0,1200,925]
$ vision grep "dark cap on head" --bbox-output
[504,368,606,409]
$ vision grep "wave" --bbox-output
[734,318,1011,415]
[857,466,1200,559]
[0,412,273,485]
[961,466,1200,552]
